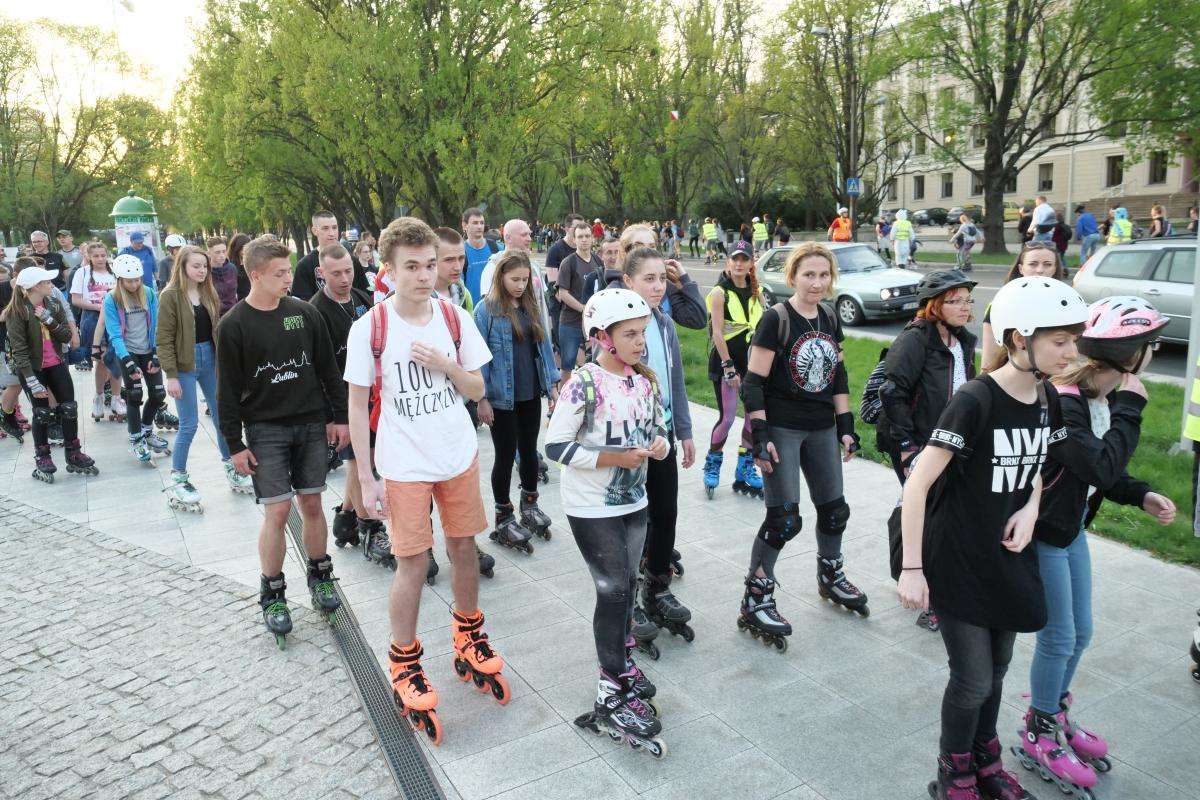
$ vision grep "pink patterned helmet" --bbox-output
[1077,296,1167,368]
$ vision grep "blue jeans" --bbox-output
[1079,233,1101,265]
[1029,530,1093,714]
[558,323,585,371]
[1032,230,1054,243]
[172,342,230,471]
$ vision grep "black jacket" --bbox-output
[290,250,368,300]
[876,317,976,451]
[1037,388,1150,548]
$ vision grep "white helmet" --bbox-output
[989,277,1088,345]
[752,216,761,223]
[164,234,186,249]
[583,288,651,339]
[896,209,908,221]
[112,253,144,280]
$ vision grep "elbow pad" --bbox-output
[742,371,767,413]
[832,361,849,395]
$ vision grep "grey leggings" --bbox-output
[751,424,845,576]
[568,509,648,676]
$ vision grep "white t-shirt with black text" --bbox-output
[69,267,117,308]
[343,298,491,482]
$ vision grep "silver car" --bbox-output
[756,243,925,326]
[1073,239,1195,343]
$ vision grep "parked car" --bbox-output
[1072,239,1194,343]
[756,243,925,326]
[913,207,950,226]
[946,205,983,223]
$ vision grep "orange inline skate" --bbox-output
[389,638,442,744]
[451,608,510,705]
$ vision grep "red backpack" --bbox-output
[368,298,462,431]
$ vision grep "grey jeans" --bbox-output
[762,424,843,508]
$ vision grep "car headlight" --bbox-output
[880,288,892,300]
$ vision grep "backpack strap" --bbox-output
[578,368,597,435]
[368,303,388,431]
[435,297,462,365]
[770,301,789,346]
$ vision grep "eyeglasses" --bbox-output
[943,297,975,307]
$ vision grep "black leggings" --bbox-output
[569,509,648,676]
[19,362,76,447]
[488,397,541,506]
[642,440,679,578]
[687,235,700,258]
[937,612,1017,754]
[118,352,164,437]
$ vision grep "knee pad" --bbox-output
[149,381,166,402]
[757,503,802,550]
[33,406,55,425]
[58,400,79,421]
[815,497,850,537]
[122,383,143,406]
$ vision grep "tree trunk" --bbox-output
[980,146,1010,254]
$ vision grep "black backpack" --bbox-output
[859,349,890,424]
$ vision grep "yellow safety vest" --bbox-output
[707,284,763,343]
[892,219,913,240]
[1185,355,1200,442]
[1107,218,1132,245]
[753,222,768,241]
[703,223,716,241]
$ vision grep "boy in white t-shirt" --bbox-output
[343,216,507,743]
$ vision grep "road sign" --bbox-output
[846,177,862,197]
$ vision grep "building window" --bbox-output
[914,136,927,156]
[887,139,899,160]
[1148,151,1168,184]
[941,172,953,198]
[970,173,984,196]
[972,125,987,148]
[1003,173,1017,193]
[887,179,898,201]
[1105,155,1124,188]
[913,175,925,200]
[938,87,955,110]
[1038,163,1054,191]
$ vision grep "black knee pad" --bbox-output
[815,497,850,537]
[33,406,55,425]
[757,503,802,550]
[149,381,166,402]
[122,383,143,406]
[58,400,79,421]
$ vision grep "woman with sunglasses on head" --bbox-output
[1014,297,1175,797]
[876,270,977,633]
[981,242,1066,369]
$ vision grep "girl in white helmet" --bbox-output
[899,276,1088,800]
[545,287,669,758]
[103,253,168,462]
[1017,297,1176,794]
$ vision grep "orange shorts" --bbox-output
[384,457,488,558]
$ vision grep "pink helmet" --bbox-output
[1077,296,1167,369]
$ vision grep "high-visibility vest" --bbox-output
[1107,218,1132,245]
[829,217,852,241]
[706,284,763,344]
[892,219,914,240]
[703,223,716,241]
[1185,355,1200,442]
[753,222,768,241]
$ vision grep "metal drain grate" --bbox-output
[287,505,445,800]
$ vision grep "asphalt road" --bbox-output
[672,256,1190,382]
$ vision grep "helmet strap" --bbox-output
[594,331,636,378]
[1009,334,1046,379]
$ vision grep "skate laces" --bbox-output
[262,599,288,618]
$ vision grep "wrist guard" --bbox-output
[837,411,860,453]
[750,418,772,461]
[120,356,138,378]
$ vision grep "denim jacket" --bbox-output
[474,300,560,410]
[645,305,694,442]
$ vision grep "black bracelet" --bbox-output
[901,566,923,571]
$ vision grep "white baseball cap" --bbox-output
[15,266,59,289]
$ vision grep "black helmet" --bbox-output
[917,269,977,303]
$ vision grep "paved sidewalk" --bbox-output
[2,369,1198,800]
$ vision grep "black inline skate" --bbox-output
[357,518,396,568]
[477,545,495,579]
[520,489,552,540]
[331,504,360,548]
[1190,609,1200,684]
[306,555,341,622]
[64,439,99,476]
[154,406,179,431]
[0,409,25,443]
[574,670,666,759]
[47,409,64,447]
[425,548,439,586]
[326,441,343,473]
[260,573,292,650]
[642,573,694,643]
[623,635,659,716]
[816,555,870,617]
[737,574,792,652]
[631,604,660,660]
[927,752,979,800]
[536,453,550,484]
[670,548,684,578]
[32,444,57,483]
[489,502,534,554]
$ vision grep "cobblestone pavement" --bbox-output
[0,496,399,800]
[3,368,1200,799]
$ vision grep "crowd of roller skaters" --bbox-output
[3,213,1196,798]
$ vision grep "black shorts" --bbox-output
[337,428,376,462]
[246,421,328,505]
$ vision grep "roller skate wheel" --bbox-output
[481,567,494,579]
[856,605,870,618]
[643,737,667,759]
[521,540,534,554]
[773,636,788,653]
[472,672,488,692]
[453,658,470,681]
[274,634,286,650]
[1191,666,1200,683]
[573,712,600,734]
[705,486,714,499]
[1091,756,1111,773]
[538,528,551,541]
[736,617,748,632]
[488,673,510,705]
[646,698,660,717]
[412,710,443,746]
[672,563,684,578]
[927,781,938,799]
[680,625,695,643]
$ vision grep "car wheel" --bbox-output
[837,296,865,326]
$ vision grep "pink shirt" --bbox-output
[35,305,62,368]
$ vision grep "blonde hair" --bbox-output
[379,216,436,265]
[783,241,838,297]
[112,275,148,312]
[167,245,221,322]
[617,224,657,268]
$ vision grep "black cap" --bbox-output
[917,269,977,303]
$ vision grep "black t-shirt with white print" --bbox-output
[750,301,844,430]
[923,375,1064,632]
